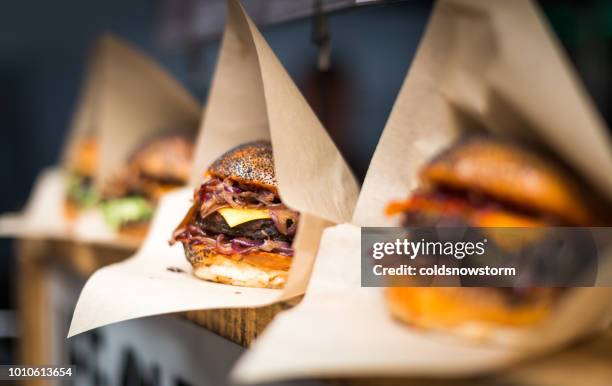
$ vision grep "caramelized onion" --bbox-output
[172,176,297,257]
[270,209,299,236]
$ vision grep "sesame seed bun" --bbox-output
[208,140,277,192]
[185,243,290,289]
[421,136,593,225]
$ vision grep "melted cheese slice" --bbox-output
[217,207,271,228]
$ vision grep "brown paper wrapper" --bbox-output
[68,0,358,337]
[231,0,612,382]
[92,35,200,186]
[0,34,200,248]
[354,0,612,227]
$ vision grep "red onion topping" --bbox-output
[171,176,298,257]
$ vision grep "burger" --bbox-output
[170,140,299,289]
[65,137,100,219]
[102,134,194,239]
[385,136,601,334]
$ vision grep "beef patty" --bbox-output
[197,212,291,242]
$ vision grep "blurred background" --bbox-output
[0,0,611,377]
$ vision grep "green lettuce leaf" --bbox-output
[101,196,154,230]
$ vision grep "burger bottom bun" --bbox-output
[118,221,150,243]
[185,245,291,289]
[386,287,556,342]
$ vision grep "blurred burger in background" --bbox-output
[385,135,604,336]
[102,133,194,240]
[65,137,100,219]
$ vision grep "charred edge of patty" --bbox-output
[197,212,292,243]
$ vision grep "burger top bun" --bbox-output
[420,136,593,225]
[208,140,277,192]
[68,137,98,178]
[129,135,194,183]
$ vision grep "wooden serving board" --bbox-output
[183,298,300,347]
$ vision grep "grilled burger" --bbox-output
[102,134,194,239]
[65,137,100,219]
[170,140,299,289]
[385,136,599,333]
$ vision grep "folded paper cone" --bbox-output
[72,34,200,247]
[1,34,200,248]
[68,0,358,337]
[94,34,200,187]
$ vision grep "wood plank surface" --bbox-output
[183,297,301,347]
[16,239,49,386]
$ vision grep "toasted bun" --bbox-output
[68,137,98,177]
[421,136,592,225]
[386,287,555,338]
[129,135,194,183]
[185,243,290,288]
[208,141,277,192]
